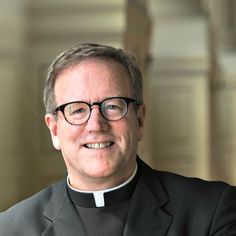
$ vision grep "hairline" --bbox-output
[44,48,143,114]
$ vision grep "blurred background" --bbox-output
[1,0,236,211]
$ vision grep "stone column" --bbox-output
[123,0,152,164]
[0,0,32,210]
[206,0,236,184]
[147,0,211,179]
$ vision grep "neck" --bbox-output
[68,164,137,192]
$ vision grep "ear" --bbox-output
[45,114,61,150]
[137,104,146,141]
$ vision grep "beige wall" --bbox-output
[0,0,33,209]
[148,0,236,185]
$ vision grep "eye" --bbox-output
[66,103,88,116]
[105,104,121,110]
[73,108,86,114]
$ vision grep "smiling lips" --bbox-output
[85,142,114,149]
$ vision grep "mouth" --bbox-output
[84,142,114,150]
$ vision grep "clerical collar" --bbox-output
[67,164,138,208]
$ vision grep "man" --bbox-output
[0,43,236,236]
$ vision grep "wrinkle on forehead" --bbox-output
[54,58,133,105]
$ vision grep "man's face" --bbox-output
[45,58,145,190]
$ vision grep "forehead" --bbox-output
[54,58,133,104]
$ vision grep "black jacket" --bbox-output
[0,158,236,235]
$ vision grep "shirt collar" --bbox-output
[67,164,138,208]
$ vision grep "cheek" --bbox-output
[57,122,82,147]
[114,119,140,150]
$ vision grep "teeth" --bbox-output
[86,142,112,149]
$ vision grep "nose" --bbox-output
[85,106,108,132]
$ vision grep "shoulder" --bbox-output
[1,178,65,213]
[156,171,236,234]
[158,169,229,193]
[138,158,236,206]
[0,178,66,234]
[138,159,236,233]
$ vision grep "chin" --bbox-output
[85,162,119,179]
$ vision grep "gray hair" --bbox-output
[43,43,143,114]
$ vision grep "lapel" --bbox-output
[41,179,87,236]
[123,159,172,236]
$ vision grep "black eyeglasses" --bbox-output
[54,96,142,126]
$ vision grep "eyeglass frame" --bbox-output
[53,96,143,126]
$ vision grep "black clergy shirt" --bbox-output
[67,167,139,236]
